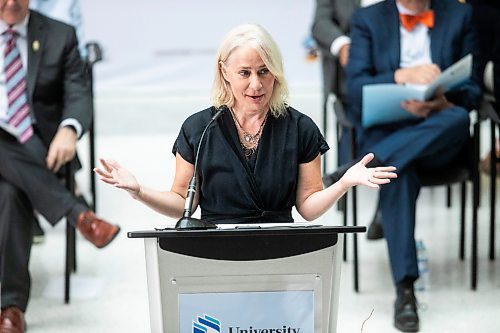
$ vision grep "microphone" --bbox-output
[175,105,228,230]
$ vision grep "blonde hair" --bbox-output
[211,24,289,117]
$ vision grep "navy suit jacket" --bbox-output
[346,0,481,127]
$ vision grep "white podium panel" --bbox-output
[129,225,364,333]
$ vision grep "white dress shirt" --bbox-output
[396,2,432,68]
[0,14,82,137]
[0,15,29,122]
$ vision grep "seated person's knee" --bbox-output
[0,181,27,204]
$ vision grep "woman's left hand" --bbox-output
[340,153,398,189]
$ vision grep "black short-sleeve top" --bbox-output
[172,106,329,223]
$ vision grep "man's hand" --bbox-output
[395,63,441,85]
[339,44,350,67]
[46,126,78,172]
[401,88,453,118]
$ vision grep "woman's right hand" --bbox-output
[94,158,141,199]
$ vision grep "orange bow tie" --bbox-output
[399,10,434,31]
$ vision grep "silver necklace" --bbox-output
[230,109,269,158]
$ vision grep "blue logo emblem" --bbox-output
[193,314,221,333]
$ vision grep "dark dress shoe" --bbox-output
[0,306,25,333]
[76,211,120,248]
[367,209,384,240]
[394,287,419,332]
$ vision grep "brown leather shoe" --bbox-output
[76,211,120,248]
[0,307,25,333]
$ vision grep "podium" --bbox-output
[129,224,365,333]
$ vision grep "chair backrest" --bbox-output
[484,61,494,95]
[85,42,103,66]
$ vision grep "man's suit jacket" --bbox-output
[346,0,481,127]
[312,0,360,54]
[27,10,91,148]
[312,0,360,97]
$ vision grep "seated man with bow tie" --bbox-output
[0,1,120,333]
[344,0,481,332]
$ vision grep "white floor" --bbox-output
[7,1,500,331]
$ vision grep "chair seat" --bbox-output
[419,167,469,187]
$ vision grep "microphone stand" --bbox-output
[175,105,228,230]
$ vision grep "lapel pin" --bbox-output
[32,40,40,52]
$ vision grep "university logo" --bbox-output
[193,314,221,333]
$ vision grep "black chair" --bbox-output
[63,42,103,304]
[333,97,481,291]
[318,49,348,175]
[318,54,353,263]
[486,101,498,261]
[479,94,499,261]
[84,42,103,212]
[64,163,77,304]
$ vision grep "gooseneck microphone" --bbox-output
[175,105,228,229]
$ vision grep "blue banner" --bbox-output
[180,291,314,333]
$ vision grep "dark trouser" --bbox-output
[358,107,470,284]
[0,130,86,311]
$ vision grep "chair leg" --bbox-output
[322,96,328,172]
[489,120,497,260]
[446,185,452,207]
[64,164,77,303]
[89,66,97,213]
[90,121,97,212]
[471,121,480,290]
[471,184,478,291]
[71,227,77,272]
[347,127,360,291]
[65,221,75,304]
[342,194,348,262]
[460,182,466,260]
[477,119,482,208]
[352,187,359,292]
[337,188,346,212]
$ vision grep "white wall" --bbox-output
[80,0,321,94]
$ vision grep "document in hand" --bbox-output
[362,54,472,128]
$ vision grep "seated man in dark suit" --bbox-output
[345,0,481,331]
[0,1,120,332]
[29,0,87,243]
[311,0,360,100]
